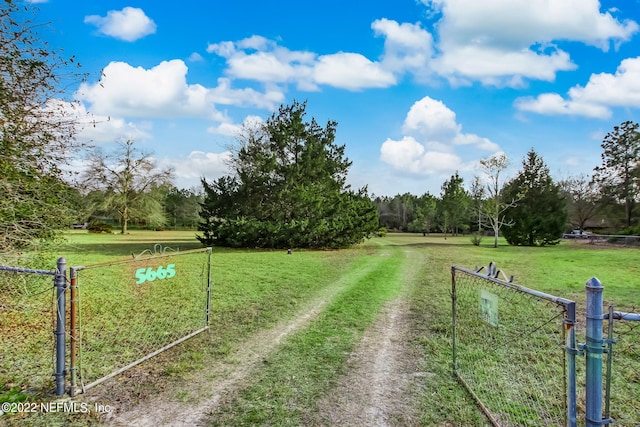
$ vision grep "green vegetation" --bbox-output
[502,149,567,246]
[439,171,471,237]
[0,0,84,251]
[593,120,640,228]
[210,244,403,425]
[2,231,640,426]
[80,139,174,234]
[86,221,113,234]
[197,101,379,249]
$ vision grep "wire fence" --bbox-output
[605,307,640,425]
[0,265,57,397]
[563,234,640,246]
[452,264,576,427]
[71,248,211,393]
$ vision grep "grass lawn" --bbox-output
[1,230,638,425]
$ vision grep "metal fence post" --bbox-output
[69,267,78,396]
[565,300,577,427]
[206,247,212,327]
[585,277,604,427]
[53,257,67,396]
[451,266,457,376]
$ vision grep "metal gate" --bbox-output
[452,262,640,426]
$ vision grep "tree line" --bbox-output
[375,149,568,247]
[377,121,640,246]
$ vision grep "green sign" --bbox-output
[479,289,499,326]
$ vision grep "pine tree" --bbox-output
[592,120,640,228]
[198,101,378,249]
[502,150,567,246]
[438,172,470,237]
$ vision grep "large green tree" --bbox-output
[592,120,640,228]
[80,140,174,234]
[502,150,566,246]
[438,172,470,237]
[164,186,203,229]
[0,0,84,250]
[407,193,437,234]
[198,101,378,249]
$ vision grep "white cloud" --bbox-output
[372,19,434,76]
[42,99,151,144]
[380,96,499,175]
[514,56,640,118]
[403,97,459,142]
[76,60,283,120]
[514,93,611,118]
[209,37,317,89]
[188,52,204,62]
[207,115,264,137]
[78,115,151,144]
[421,0,638,86]
[208,36,397,91]
[204,2,638,91]
[77,60,212,118]
[380,136,463,174]
[424,0,637,49]
[433,45,576,87]
[313,53,396,90]
[84,7,157,42]
[166,151,232,185]
[209,77,284,109]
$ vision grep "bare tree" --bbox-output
[81,140,174,234]
[479,153,517,248]
[470,175,485,245]
[559,174,600,233]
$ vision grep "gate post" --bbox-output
[69,267,78,396]
[585,277,604,427]
[206,248,212,327]
[565,300,577,427]
[53,257,67,396]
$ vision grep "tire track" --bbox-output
[315,248,425,426]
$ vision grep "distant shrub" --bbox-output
[87,221,113,234]
[376,227,387,237]
[615,225,640,235]
[470,231,483,246]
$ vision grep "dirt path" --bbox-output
[315,248,424,426]
[100,248,404,426]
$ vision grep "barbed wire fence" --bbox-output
[452,263,577,427]
[70,247,211,394]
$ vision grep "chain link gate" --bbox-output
[69,247,212,394]
[452,263,577,427]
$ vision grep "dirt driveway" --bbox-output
[91,246,425,426]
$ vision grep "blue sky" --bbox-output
[31,0,640,196]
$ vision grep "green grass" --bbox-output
[2,231,639,426]
[208,244,404,425]
[2,231,379,425]
[384,233,640,426]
